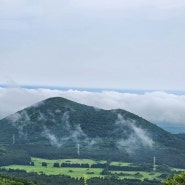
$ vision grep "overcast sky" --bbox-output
[1,1,185,127]
[1,0,185,89]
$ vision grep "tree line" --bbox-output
[0,168,162,185]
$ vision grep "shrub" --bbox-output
[30,161,34,166]
[53,163,60,167]
[163,172,185,185]
[42,162,47,167]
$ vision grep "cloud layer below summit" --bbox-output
[1,86,185,125]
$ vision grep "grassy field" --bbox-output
[110,171,162,180]
[110,161,131,166]
[2,157,178,180]
[3,158,105,178]
[4,165,103,178]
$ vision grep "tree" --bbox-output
[163,172,185,185]
[30,161,34,166]
[42,162,47,167]
[53,163,60,167]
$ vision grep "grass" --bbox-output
[2,157,181,180]
[110,161,131,166]
[110,171,162,180]
[3,158,105,179]
[5,165,102,178]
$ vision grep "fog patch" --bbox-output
[8,112,22,123]
[42,111,95,148]
[42,124,94,148]
[31,101,44,108]
[38,112,46,121]
[55,109,61,113]
[7,110,30,138]
[42,127,63,148]
[93,107,101,111]
[116,114,154,154]
[70,124,86,140]
[48,111,55,118]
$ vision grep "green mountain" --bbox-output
[0,97,185,167]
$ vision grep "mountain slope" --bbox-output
[0,97,185,167]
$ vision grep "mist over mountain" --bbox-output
[0,97,185,167]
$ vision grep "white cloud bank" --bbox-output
[0,86,185,125]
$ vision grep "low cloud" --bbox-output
[7,110,30,138]
[41,111,95,148]
[116,114,153,154]
[1,86,185,125]
[42,127,62,147]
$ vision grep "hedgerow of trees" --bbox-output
[0,168,162,185]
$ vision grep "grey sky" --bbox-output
[1,0,185,89]
[1,1,185,127]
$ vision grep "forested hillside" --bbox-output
[0,97,185,167]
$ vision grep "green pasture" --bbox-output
[4,165,102,178]
[2,157,181,180]
[110,161,131,166]
[3,158,105,178]
[110,171,162,180]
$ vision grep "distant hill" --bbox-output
[155,122,185,134]
[0,97,185,167]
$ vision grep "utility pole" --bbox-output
[77,144,80,156]
[153,156,156,171]
[13,134,15,145]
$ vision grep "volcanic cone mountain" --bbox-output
[0,97,185,167]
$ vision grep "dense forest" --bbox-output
[0,168,162,185]
[0,173,39,185]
